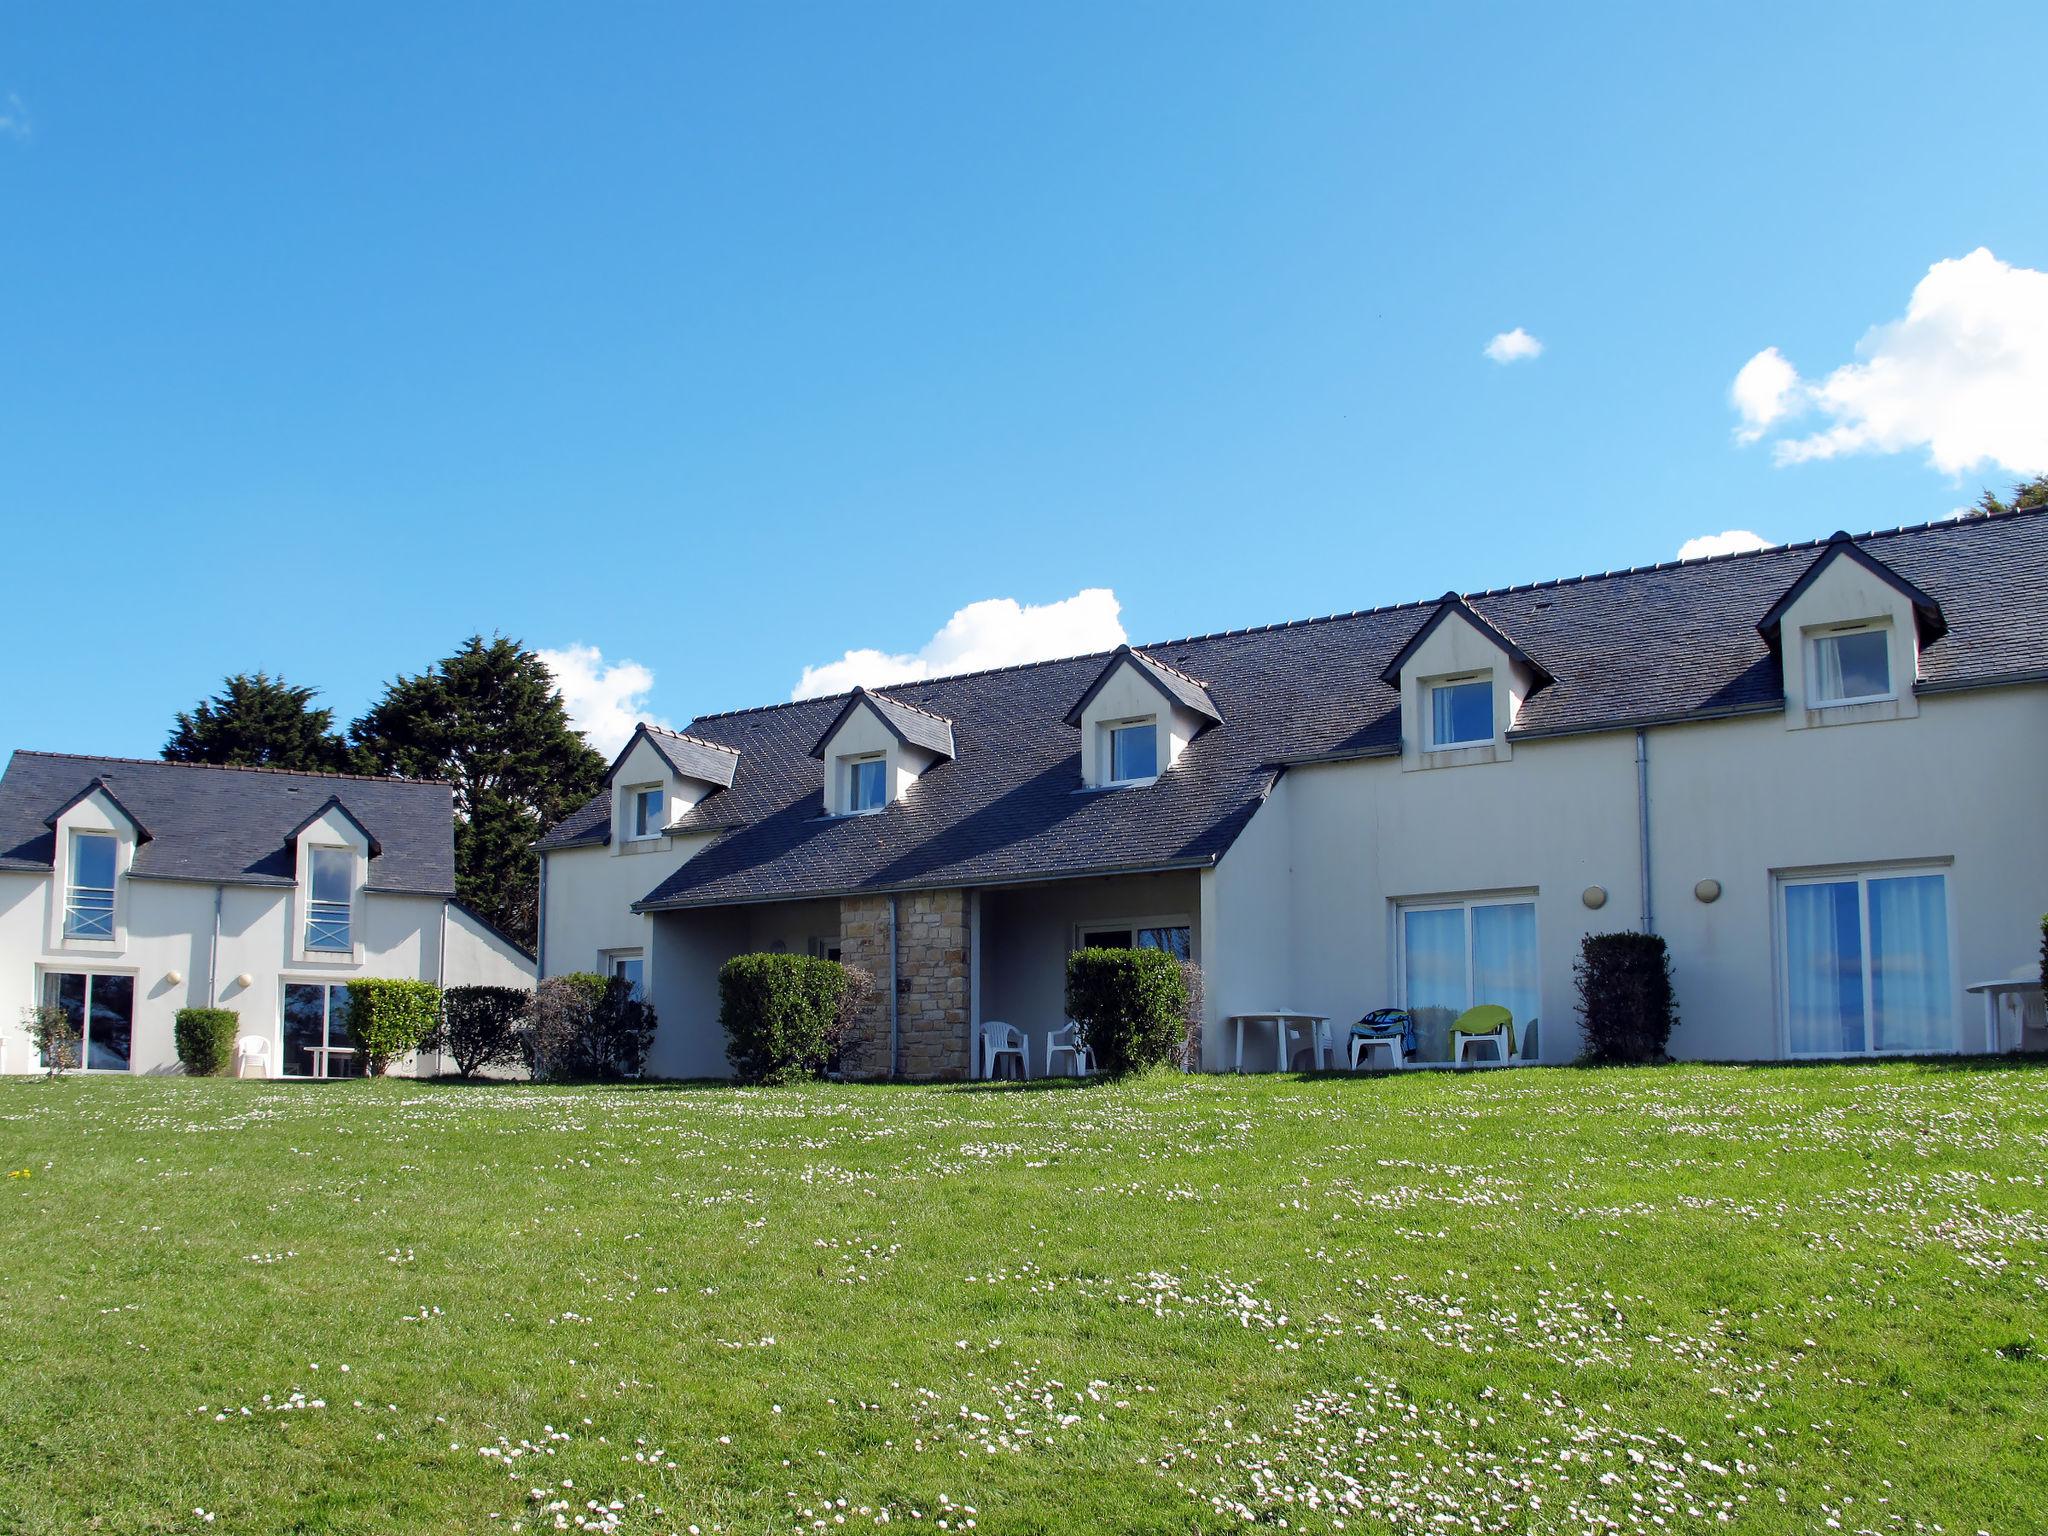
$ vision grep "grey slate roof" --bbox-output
[527,507,2048,909]
[0,754,458,894]
[632,725,741,789]
[809,688,958,761]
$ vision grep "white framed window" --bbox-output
[1427,676,1494,749]
[1074,917,1191,961]
[629,786,666,839]
[40,971,134,1071]
[608,951,645,999]
[1808,623,1893,706]
[64,830,118,939]
[1779,865,1952,1056]
[282,981,359,1078]
[846,755,887,814]
[1104,719,1159,784]
[306,846,353,952]
[1397,893,1538,1063]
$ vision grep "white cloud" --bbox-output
[1733,248,2048,477]
[536,643,670,757]
[1730,347,1800,443]
[1677,529,1774,561]
[1484,327,1543,364]
[0,92,29,140]
[792,588,1126,700]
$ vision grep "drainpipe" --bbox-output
[1635,728,1654,935]
[534,854,548,978]
[888,894,900,1080]
[208,886,223,1004]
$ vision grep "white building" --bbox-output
[536,510,2048,1077]
[0,755,533,1075]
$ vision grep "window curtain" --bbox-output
[1868,874,1950,1052]
[1402,907,1467,1063]
[1811,637,1846,703]
[1471,902,1539,1044]
[1785,881,1863,1054]
[1431,686,1460,748]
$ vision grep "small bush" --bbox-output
[1065,947,1189,1077]
[433,986,531,1079]
[173,1008,239,1076]
[827,962,879,1077]
[719,954,845,1084]
[524,974,655,1081]
[344,978,443,1076]
[22,1003,77,1076]
[1574,931,1678,1064]
[1174,959,1206,1072]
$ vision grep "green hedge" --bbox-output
[433,985,530,1079]
[1065,947,1188,1077]
[344,978,442,1076]
[719,954,845,1084]
[1573,931,1678,1064]
[173,1008,239,1076]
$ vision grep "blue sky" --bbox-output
[3,2,2044,759]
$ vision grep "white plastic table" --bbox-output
[1964,978,2045,1053]
[1228,1011,1330,1073]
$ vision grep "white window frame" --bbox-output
[1071,913,1193,959]
[1102,718,1160,786]
[627,785,666,841]
[37,968,137,1073]
[1394,891,1540,1048]
[1775,862,1956,1059]
[304,845,354,953]
[1806,621,1896,708]
[280,979,359,1078]
[844,753,888,815]
[64,829,119,940]
[1426,673,1495,751]
[605,950,646,999]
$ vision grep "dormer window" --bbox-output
[65,831,117,939]
[1105,719,1159,784]
[630,786,665,839]
[846,755,887,814]
[306,847,353,952]
[1809,623,1892,706]
[1428,676,1494,749]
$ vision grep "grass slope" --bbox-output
[1,1063,2044,1534]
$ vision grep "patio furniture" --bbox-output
[1228,1010,1331,1072]
[1451,1005,1515,1064]
[1519,1017,1541,1063]
[234,1034,272,1079]
[978,1020,1030,1080]
[1964,979,2047,1052]
[1348,1008,1415,1070]
[1044,1021,1096,1078]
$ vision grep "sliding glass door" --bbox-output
[1782,869,1952,1055]
[1399,896,1539,1063]
[41,972,134,1071]
[282,983,360,1078]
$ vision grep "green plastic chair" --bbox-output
[1450,1004,1515,1064]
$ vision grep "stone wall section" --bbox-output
[836,889,971,1080]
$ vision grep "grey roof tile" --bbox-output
[526,508,2048,908]
[809,688,957,761]
[0,754,457,894]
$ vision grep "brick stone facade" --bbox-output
[837,889,972,1080]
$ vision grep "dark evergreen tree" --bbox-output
[163,672,350,771]
[349,636,605,947]
[1971,475,2048,517]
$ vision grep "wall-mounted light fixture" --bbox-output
[1694,879,1722,904]
[164,970,183,986]
[1582,886,1608,909]
[235,972,254,989]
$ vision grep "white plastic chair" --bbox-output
[1287,1018,1334,1071]
[1350,1032,1406,1070]
[979,1021,1029,1081]
[234,1035,273,1079]
[1044,1021,1095,1078]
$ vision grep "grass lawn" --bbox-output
[2,1064,2045,1535]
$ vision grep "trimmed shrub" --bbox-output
[524,974,655,1081]
[719,954,845,1084]
[21,1003,77,1076]
[1065,947,1189,1077]
[1573,931,1678,1064]
[433,986,531,1079]
[173,1007,239,1076]
[344,978,443,1076]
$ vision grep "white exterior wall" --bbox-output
[0,865,531,1075]
[1198,684,2048,1065]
